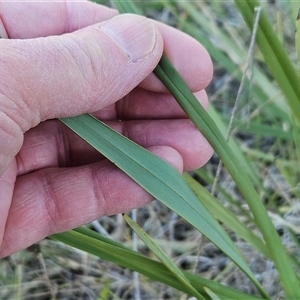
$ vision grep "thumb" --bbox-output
[0,14,163,130]
[0,13,163,175]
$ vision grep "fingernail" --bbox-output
[101,14,156,62]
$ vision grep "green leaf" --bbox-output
[51,228,263,300]
[123,214,205,300]
[235,1,300,124]
[204,287,222,300]
[60,114,263,294]
[183,173,270,258]
[111,0,142,15]
[234,2,300,297]
[153,54,297,299]
[174,1,289,121]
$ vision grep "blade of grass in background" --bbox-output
[207,106,262,191]
[296,11,300,74]
[183,173,270,258]
[111,0,142,15]
[51,228,262,300]
[59,114,266,296]
[288,0,299,29]
[204,287,221,300]
[235,1,300,124]
[233,3,300,295]
[222,115,294,140]
[123,214,206,300]
[193,169,254,220]
[173,1,290,121]
[294,13,300,161]
[276,159,300,201]
[292,115,300,162]
[155,49,299,300]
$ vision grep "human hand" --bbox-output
[0,0,213,257]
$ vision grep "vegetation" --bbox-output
[1,1,300,299]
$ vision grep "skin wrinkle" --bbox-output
[41,167,96,232]
[0,172,13,187]
[120,94,131,120]
[53,28,131,115]
[17,132,39,175]
[0,110,23,174]
[0,41,43,131]
[0,66,32,134]
[9,182,39,231]
[58,121,71,168]
[40,170,61,235]
[61,35,104,100]
[59,37,88,95]
[0,165,15,252]
[40,37,86,118]
[0,2,18,39]
[64,1,70,33]
[30,138,52,170]
[0,17,8,38]
[15,144,28,175]
[91,164,108,217]
[18,34,91,120]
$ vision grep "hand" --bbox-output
[0,0,213,258]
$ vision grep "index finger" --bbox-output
[0,0,117,38]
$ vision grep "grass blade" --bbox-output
[123,214,205,300]
[153,55,299,298]
[51,228,263,299]
[59,114,265,295]
[183,173,270,258]
[111,0,142,15]
[204,287,222,300]
[235,1,300,124]
[174,1,289,121]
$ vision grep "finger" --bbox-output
[139,21,213,93]
[0,0,117,38]
[0,160,17,250]
[114,89,209,120]
[107,119,213,171]
[92,89,208,121]
[16,118,213,175]
[1,14,163,126]
[0,14,163,174]
[0,146,183,258]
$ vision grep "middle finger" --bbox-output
[17,118,213,175]
[92,88,208,120]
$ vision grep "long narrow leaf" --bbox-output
[112,0,299,297]
[59,114,264,295]
[51,228,262,300]
[123,214,205,300]
[183,173,270,258]
[235,1,300,123]
[175,1,289,121]
[233,3,300,297]
[154,53,299,299]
